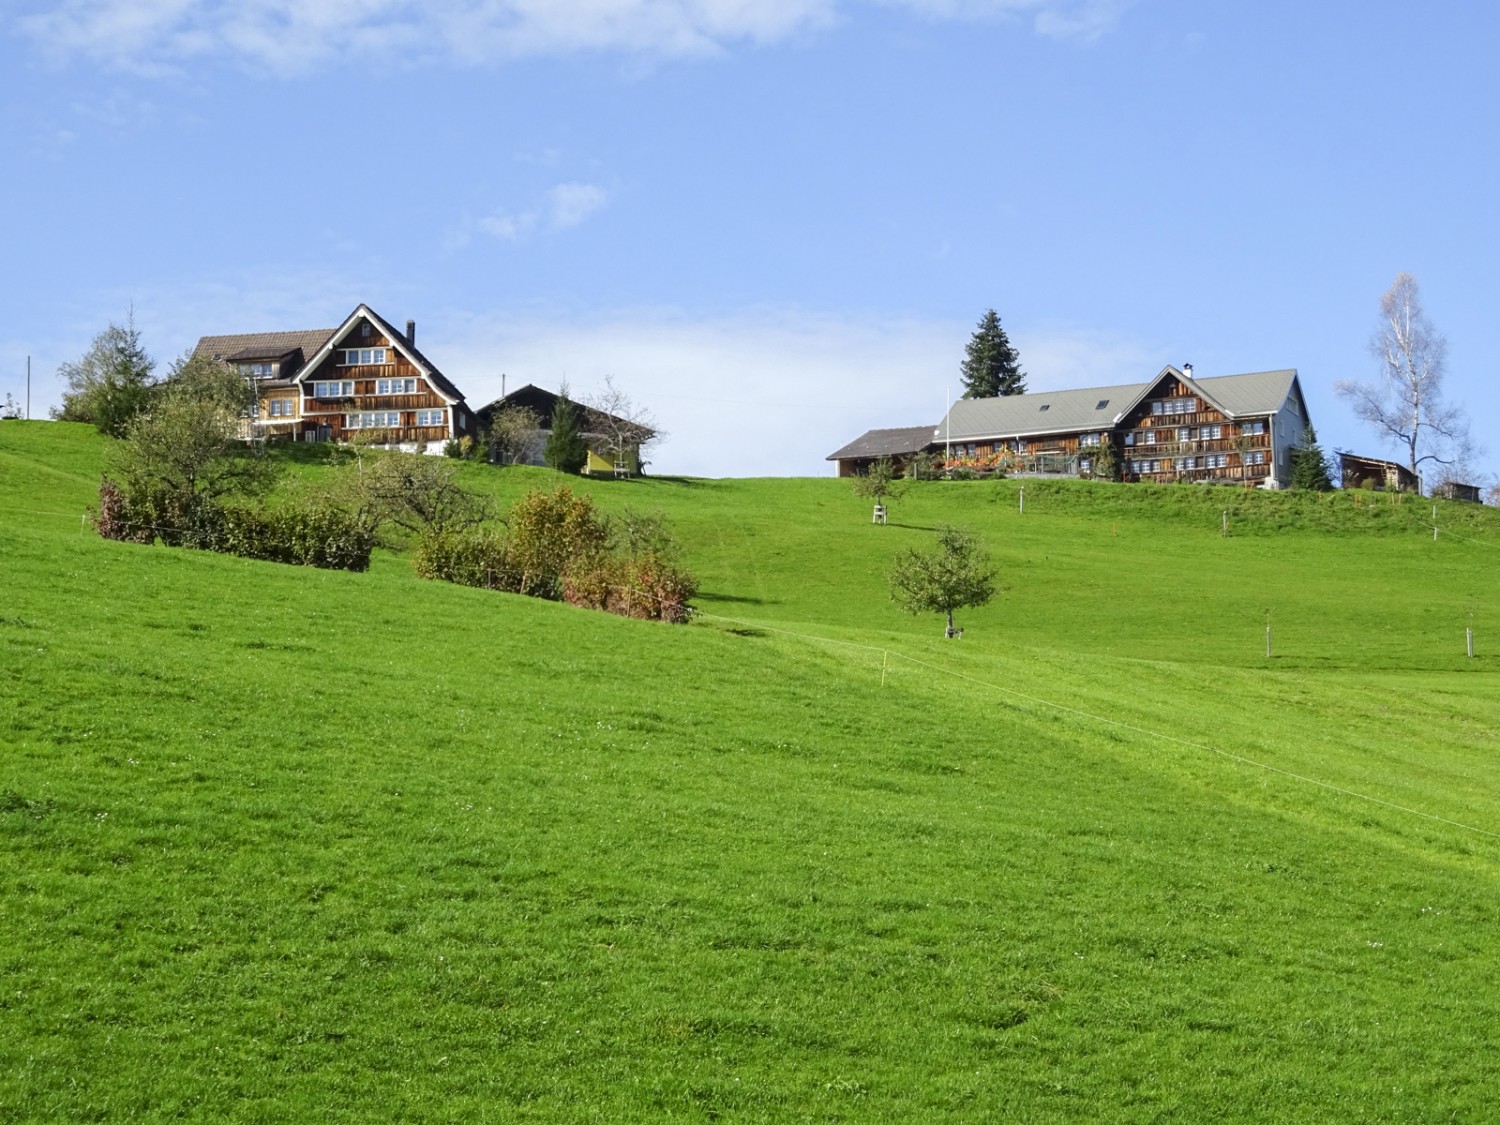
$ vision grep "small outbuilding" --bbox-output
[826,425,937,478]
[1339,453,1420,494]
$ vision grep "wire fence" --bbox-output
[16,496,1500,840]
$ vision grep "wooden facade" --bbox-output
[203,306,475,451]
[1114,376,1274,485]
[902,366,1310,487]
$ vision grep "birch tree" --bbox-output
[1336,272,1474,481]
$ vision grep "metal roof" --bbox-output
[938,368,1300,441]
[938,381,1146,442]
[826,425,938,461]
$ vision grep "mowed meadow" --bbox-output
[3,420,1500,1122]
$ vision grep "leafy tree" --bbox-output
[103,355,277,541]
[959,309,1026,399]
[487,404,542,465]
[889,524,997,638]
[544,387,588,473]
[345,452,491,538]
[850,456,907,517]
[503,486,612,598]
[54,314,157,436]
[1290,426,1334,491]
[1335,272,1475,482]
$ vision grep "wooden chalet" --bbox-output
[476,384,655,475]
[933,365,1308,486]
[829,365,1311,486]
[193,305,476,451]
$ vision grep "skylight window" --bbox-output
[1095,399,1109,410]
[1038,404,1050,412]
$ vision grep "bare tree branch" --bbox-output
[1335,272,1476,483]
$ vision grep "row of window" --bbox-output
[1126,423,1239,446]
[1129,450,1267,473]
[341,348,389,366]
[237,362,274,379]
[311,378,427,398]
[1151,397,1198,415]
[345,410,448,430]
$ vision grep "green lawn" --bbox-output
[3,420,1499,1122]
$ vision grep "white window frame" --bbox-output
[347,411,403,430]
[312,380,355,398]
[416,409,446,427]
[340,348,388,367]
[376,377,418,395]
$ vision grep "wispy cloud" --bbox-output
[885,0,1130,43]
[15,0,1128,76]
[475,181,611,243]
[439,306,1157,476]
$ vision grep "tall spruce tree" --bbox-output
[544,388,588,474]
[959,309,1026,399]
[1290,426,1334,491]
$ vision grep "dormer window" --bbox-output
[237,361,274,379]
[341,348,388,366]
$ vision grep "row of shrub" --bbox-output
[94,476,373,571]
[413,487,695,623]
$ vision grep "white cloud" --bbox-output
[16,0,1126,75]
[438,306,1157,476]
[549,182,610,229]
[876,0,1130,41]
[475,181,610,242]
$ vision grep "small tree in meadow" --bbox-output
[851,456,907,519]
[889,524,996,638]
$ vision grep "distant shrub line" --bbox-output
[415,487,695,623]
[94,468,696,621]
[94,476,374,571]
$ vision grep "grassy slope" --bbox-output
[3,421,1500,1122]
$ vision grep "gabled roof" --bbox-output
[826,425,937,461]
[193,328,337,385]
[939,381,1146,442]
[939,367,1301,442]
[295,305,467,405]
[477,384,653,438]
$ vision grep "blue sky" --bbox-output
[4,0,1497,480]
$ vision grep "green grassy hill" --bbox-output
[4,421,1500,1122]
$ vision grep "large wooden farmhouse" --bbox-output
[830,365,1312,487]
[193,305,476,451]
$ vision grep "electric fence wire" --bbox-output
[688,606,1500,844]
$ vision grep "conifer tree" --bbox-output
[544,388,588,474]
[959,309,1026,399]
[1290,426,1334,491]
